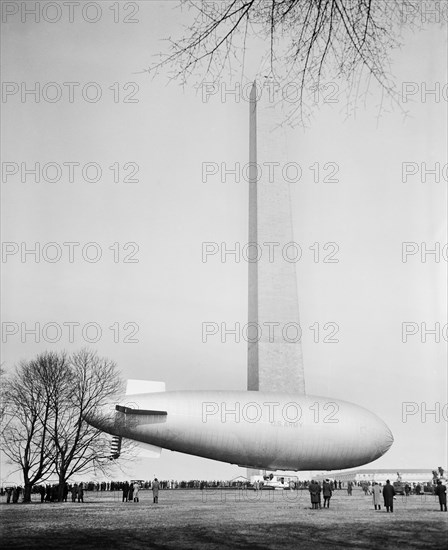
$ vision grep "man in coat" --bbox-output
[133,482,140,503]
[383,480,396,512]
[152,478,160,504]
[77,482,84,503]
[322,479,332,508]
[347,481,353,496]
[122,481,129,502]
[71,483,78,502]
[434,480,447,512]
[308,480,321,510]
[372,482,382,510]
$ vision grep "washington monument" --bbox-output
[247,81,306,395]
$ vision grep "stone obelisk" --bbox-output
[247,80,306,395]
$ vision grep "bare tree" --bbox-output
[1,350,124,502]
[1,352,63,502]
[145,0,429,125]
[50,349,123,501]
[0,363,6,430]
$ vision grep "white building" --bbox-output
[314,468,436,484]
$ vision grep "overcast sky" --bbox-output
[1,1,447,483]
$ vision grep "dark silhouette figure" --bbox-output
[152,478,160,504]
[122,481,129,502]
[322,480,332,508]
[383,480,396,512]
[435,480,447,512]
[308,480,321,510]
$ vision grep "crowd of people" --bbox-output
[121,481,140,502]
[2,477,446,512]
[36,482,84,503]
[120,479,160,503]
[358,480,433,497]
[308,479,334,509]
[306,478,447,513]
[3,486,22,503]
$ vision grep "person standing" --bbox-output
[128,482,134,502]
[372,482,382,510]
[322,479,332,508]
[383,480,395,512]
[77,482,84,503]
[308,480,321,510]
[122,481,129,503]
[133,482,140,503]
[347,481,353,496]
[434,480,447,512]
[71,484,78,502]
[152,478,160,504]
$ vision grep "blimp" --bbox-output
[86,80,393,472]
[87,381,393,471]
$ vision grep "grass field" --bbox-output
[1,488,447,549]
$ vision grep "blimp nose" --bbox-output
[371,417,394,459]
[380,423,394,454]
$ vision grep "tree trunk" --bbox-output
[58,469,67,502]
[23,482,33,503]
[58,473,66,502]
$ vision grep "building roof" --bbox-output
[330,469,434,474]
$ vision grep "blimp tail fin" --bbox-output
[115,403,164,458]
[126,379,165,395]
